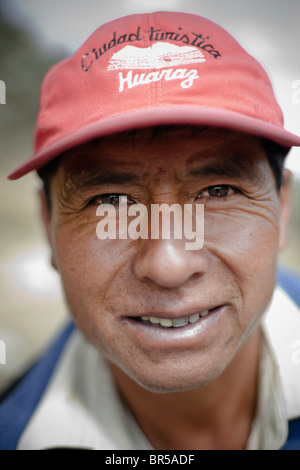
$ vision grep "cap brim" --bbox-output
[8,106,300,180]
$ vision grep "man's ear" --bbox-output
[279,169,292,252]
[39,188,59,271]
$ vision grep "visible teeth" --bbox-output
[172,317,189,328]
[189,313,200,324]
[149,316,160,324]
[139,310,209,328]
[160,318,173,328]
[200,310,209,317]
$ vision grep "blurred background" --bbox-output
[0,0,299,392]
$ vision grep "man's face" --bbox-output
[43,127,288,392]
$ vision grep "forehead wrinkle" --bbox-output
[187,152,266,186]
[59,163,152,203]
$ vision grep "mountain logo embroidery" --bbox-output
[108,42,205,92]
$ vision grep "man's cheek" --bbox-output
[204,210,279,269]
[54,227,132,297]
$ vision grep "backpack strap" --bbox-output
[0,322,74,450]
[281,418,300,450]
[277,266,300,308]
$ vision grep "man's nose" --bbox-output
[132,238,209,289]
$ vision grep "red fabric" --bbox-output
[8,11,300,180]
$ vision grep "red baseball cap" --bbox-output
[8,11,300,180]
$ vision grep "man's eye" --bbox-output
[96,194,134,206]
[199,185,235,199]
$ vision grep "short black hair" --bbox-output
[38,130,287,213]
[38,156,61,213]
[261,138,286,191]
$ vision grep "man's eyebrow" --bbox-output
[73,168,139,188]
[188,154,265,185]
[60,167,141,202]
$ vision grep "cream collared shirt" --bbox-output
[17,287,300,450]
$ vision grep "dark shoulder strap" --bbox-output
[277,266,300,308]
[281,418,300,450]
[0,322,74,450]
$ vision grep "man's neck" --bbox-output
[108,327,262,450]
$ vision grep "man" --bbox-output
[1,11,300,450]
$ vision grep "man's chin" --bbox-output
[107,358,225,395]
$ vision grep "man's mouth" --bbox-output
[124,305,228,348]
[133,309,212,329]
